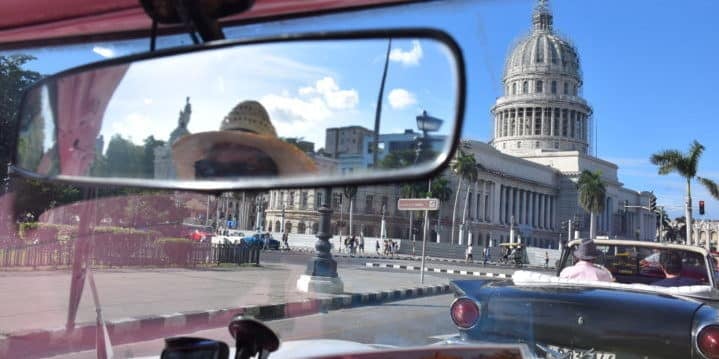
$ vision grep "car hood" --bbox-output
[453,279,704,358]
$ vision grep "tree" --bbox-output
[104,134,144,178]
[450,150,477,244]
[0,55,42,187]
[428,175,452,238]
[343,186,358,235]
[577,170,606,240]
[142,136,165,178]
[650,140,719,246]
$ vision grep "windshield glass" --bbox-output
[1,1,719,358]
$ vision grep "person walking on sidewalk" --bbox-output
[483,246,489,266]
[465,244,473,263]
[544,251,549,268]
[282,231,289,251]
[359,232,365,254]
[375,240,381,255]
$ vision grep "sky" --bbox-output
[5,0,719,219]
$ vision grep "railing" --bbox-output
[0,241,261,269]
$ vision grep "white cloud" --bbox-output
[143,98,153,105]
[389,40,423,66]
[388,88,417,109]
[260,76,360,145]
[92,46,115,58]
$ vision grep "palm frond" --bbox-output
[688,140,705,177]
[698,176,719,199]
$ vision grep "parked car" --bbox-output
[445,239,719,358]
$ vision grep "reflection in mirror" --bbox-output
[16,38,458,184]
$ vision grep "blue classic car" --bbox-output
[446,239,719,359]
[242,233,281,250]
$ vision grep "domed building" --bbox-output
[491,0,592,156]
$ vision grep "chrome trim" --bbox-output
[450,296,480,330]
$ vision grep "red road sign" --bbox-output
[397,198,439,211]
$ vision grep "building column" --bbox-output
[518,189,525,225]
[531,192,537,228]
[538,193,544,229]
[479,181,489,222]
[511,187,517,223]
[493,182,501,224]
[498,186,505,224]
[524,190,529,225]
[549,196,554,230]
[544,195,550,229]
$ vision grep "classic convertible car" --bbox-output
[447,239,719,358]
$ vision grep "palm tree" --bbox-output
[650,140,719,246]
[577,170,606,240]
[450,150,477,244]
[428,175,452,241]
[460,164,479,244]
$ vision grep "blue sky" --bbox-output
[6,0,719,218]
[463,0,719,219]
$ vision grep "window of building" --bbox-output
[288,191,295,207]
[517,141,522,148]
[285,222,292,234]
[523,81,528,94]
[563,82,568,95]
[503,142,507,149]
[365,195,374,213]
[535,141,540,148]
[300,191,308,209]
[534,114,542,135]
[562,118,568,137]
[554,142,559,149]
[297,222,306,234]
[536,80,543,93]
[332,193,342,209]
[512,82,517,95]
[381,196,389,213]
[551,80,557,94]
[316,191,323,208]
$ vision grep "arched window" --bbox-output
[275,221,281,232]
[536,80,543,93]
[551,81,557,94]
[512,83,517,95]
[523,81,528,94]
[563,82,569,95]
[297,222,306,234]
[285,222,293,234]
[312,222,319,234]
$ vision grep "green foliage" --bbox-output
[451,150,478,183]
[10,178,82,220]
[428,175,452,202]
[0,55,42,182]
[577,170,606,215]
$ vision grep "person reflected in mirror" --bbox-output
[172,100,317,179]
[652,251,703,287]
[559,240,614,282]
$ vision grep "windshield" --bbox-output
[1,1,719,358]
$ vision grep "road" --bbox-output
[52,294,457,359]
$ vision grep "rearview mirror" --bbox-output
[13,31,464,191]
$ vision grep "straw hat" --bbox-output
[172,100,316,179]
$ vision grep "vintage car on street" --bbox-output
[447,239,719,358]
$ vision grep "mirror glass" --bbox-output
[15,37,459,186]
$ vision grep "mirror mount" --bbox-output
[140,0,256,43]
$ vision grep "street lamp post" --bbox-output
[416,110,443,284]
[296,187,343,293]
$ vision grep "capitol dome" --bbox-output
[504,1,581,80]
[491,0,592,157]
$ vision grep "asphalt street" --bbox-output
[52,294,457,359]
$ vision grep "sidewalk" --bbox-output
[0,264,450,358]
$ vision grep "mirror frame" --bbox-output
[11,28,466,193]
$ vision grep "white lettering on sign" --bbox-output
[397,198,440,211]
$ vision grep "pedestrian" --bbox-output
[465,244,473,263]
[544,251,549,268]
[483,246,489,266]
[344,236,350,253]
[359,232,365,254]
[350,236,356,256]
[375,240,381,255]
[282,231,289,250]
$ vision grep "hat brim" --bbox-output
[171,131,317,180]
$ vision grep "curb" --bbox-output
[0,283,451,358]
[365,262,511,278]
